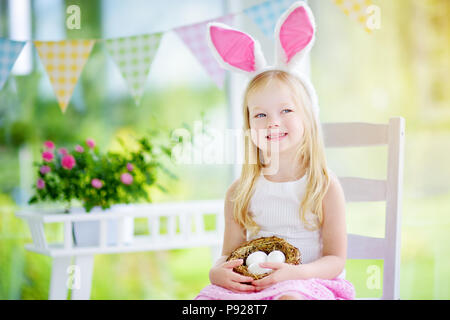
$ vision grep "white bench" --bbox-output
[16,200,225,300]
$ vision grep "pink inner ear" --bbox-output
[279,6,314,63]
[210,26,255,72]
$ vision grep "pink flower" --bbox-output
[91,178,103,189]
[37,179,45,190]
[40,165,51,175]
[126,163,134,171]
[61,154,76,170]
[42,151,54,162]
[58,148,68,156]
[120,173,133,185]
[44,140,55,150]
[86,138,95,149]
[75,145,84,153]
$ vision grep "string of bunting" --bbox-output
[0,0,374,113]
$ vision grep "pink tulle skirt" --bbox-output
[194,278,355,300]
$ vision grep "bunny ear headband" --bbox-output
[206,1,320,120]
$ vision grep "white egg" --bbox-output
[247,263,273,275]
[245,251,267,267]
[267,250,286,263]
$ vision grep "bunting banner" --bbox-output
[243,0,296,37]
[0,38,26,90]
[332,0,375,33]
[105,33,163,105]
[174,14,234,89]
[0,0,376,114]
[34,40,95,113]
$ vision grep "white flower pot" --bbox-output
[71,207,134,247]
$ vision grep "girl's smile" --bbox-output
[266,131,288,141]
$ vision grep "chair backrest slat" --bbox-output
[323,122,389,147]
[339,177,387,202]
[347,233,386,259]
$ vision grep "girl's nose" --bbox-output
[267,113,281,127]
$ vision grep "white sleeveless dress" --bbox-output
[246,171,346,279]
[194,171,356,299]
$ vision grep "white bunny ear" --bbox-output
[206,22,267,77]
[274,2,316,69]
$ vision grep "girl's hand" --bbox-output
[209,259,256,293]
[251,262,302,291]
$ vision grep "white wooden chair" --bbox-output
[323,117,405,300]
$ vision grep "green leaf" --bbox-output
[28,196,38,204]
[157,163,178,180]
[156,184,168,193]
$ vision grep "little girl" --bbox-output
[194,2,355,300]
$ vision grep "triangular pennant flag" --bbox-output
[244,0,295,37]
[105,33,162,105]
[34,40,95,113]
[174,14,234,89]
[0,38,26,90]
[332,0,376,33]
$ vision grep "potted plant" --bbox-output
[28,132,178,246]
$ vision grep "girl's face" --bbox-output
[248,79,305,155]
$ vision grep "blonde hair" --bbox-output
[231,70,330,235]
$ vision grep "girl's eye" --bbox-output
[255,113,266,118]
[282,109,293,114]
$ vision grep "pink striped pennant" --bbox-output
[174,14,235,89]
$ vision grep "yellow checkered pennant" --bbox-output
[34,40,95,113]
[332,0,377,33]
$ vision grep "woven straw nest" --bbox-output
[226,236,302,280]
